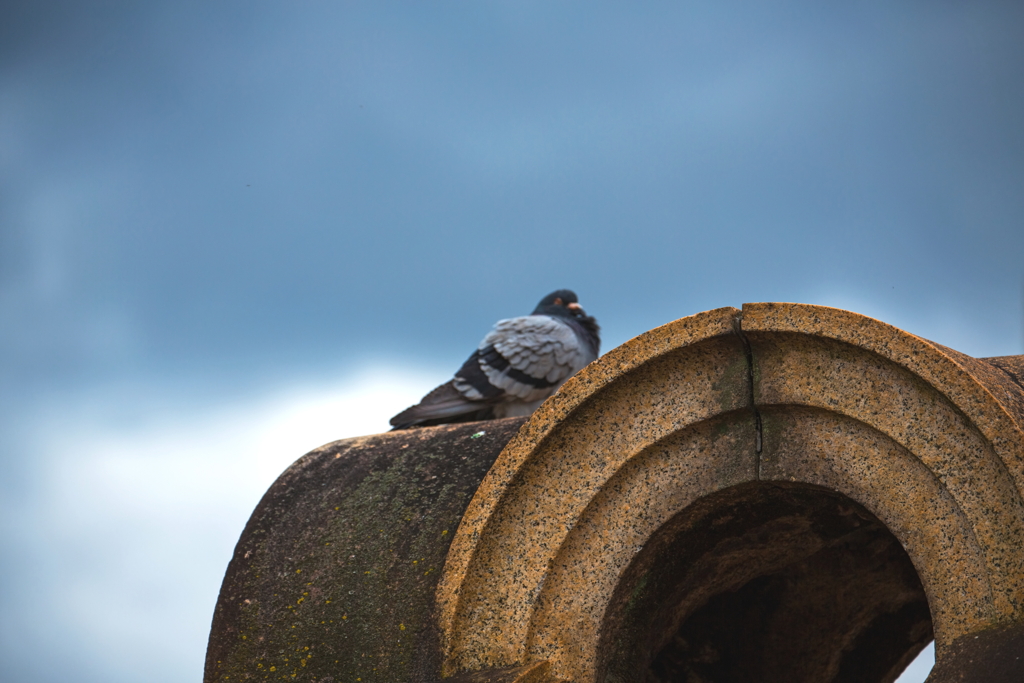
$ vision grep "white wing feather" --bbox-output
[478,315,592,401]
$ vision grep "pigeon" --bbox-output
[390,289,600,429]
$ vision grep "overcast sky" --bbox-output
[2,1,1023,681]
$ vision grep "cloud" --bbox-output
[0,367,441,683]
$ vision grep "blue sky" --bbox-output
[2,1,1023,681]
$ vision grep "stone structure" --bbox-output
[205,303,1024,683]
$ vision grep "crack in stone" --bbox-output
[732,312,763,465]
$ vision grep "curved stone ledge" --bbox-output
[437,303,1024,682]
[204,418,527,683]
[206,303,1024,683]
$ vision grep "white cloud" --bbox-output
[0,367,440,682]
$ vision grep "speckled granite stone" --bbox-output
[437,303,1024,682]
[437,307,748,679]
[204,418,526,683]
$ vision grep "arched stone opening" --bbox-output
[597,481,932,683]
[437,304,1024,682]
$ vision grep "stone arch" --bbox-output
[437,303,1024,682]
[595,479,932,683]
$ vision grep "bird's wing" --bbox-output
[453,315,591,402]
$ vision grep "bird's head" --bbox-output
[532,289,588,319]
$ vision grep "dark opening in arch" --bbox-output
[597,481,933,683]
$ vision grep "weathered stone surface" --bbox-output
[204,417,526,683]
[986,354,1024,389]
[437,303,1024,682]
[207,303,1024,683]
[437,307,750,679]
[926,623,1024,682]
[440,661,552,683]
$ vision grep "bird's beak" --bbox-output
[567,302,582,312]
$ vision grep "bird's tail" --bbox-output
[389,380,495,429]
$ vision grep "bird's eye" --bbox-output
[553,298,563,306]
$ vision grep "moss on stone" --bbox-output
[205,418,527,683]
